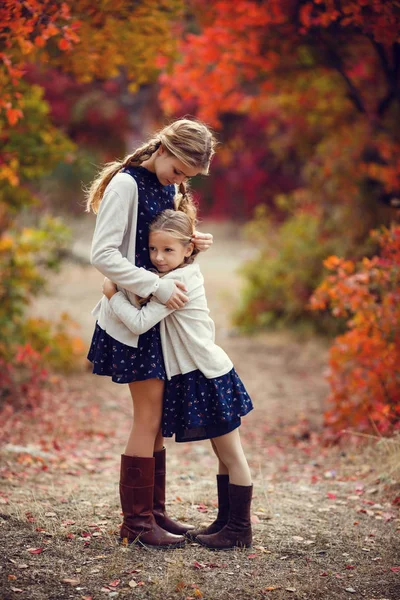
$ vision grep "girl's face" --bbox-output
[149,230,194,273]
[154,145,201,186]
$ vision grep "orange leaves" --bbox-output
[0,0,81,123]
[6,107,23,126]
[310,224,400,435]
[58,39,70,52]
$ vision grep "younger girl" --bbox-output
[87,119,216,549]
[103,209,254,550]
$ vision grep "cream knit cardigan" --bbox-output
[109,263,233,380]
[90,173,176,347]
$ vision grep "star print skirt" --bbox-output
[87,322,166,383]
[162,368,254,442]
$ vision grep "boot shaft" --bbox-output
[228,483,253,531]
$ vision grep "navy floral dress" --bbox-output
[87,166,175,384]
[163,368,253,443]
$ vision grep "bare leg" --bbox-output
[154,428,164,453]
[210,439,229,475]
[125,379,164,457]
[211,428,251,486]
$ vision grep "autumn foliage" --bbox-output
[0,1,183,408]
[158,0,400,330]
[309,225,400,435]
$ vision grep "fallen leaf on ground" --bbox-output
[109,579,120,587]
[345,588,356,593]
[251,514,260,524]
[390,566,400,573]
[27,548,44,555]
[129,580,137,588]
[286,588,296,593]
[10,588,23,593]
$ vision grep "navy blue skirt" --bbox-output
[162,368,254,443]
[87,322,166,383]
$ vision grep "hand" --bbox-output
[165,280,188,309]
[102,277,118,299]
[192,230,213,252]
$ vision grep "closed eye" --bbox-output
[174,168,188,181]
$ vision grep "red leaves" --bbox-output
[310,224,400,436]
[27,548,44,555]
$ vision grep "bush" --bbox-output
[309,224,400,435]
[0,215,85,371]
[0,344,48,414]
[233,206,347,333]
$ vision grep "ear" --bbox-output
[185,242,194,257]
[158,144,166,155]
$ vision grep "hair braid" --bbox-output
[174,181,197,224]
[85,139,161,214]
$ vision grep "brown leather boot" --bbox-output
[153,447,195,536]
[119,454,185,548]
[196,483,252,549]
[187,474,230,541]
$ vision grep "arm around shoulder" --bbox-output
[109,291,175,335]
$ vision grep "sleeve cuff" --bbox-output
[153,278,176,304]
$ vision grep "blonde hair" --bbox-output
[149,209,199,265]
[85,118,217,216]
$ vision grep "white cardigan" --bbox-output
[90,173,176,347]
[108,263,233,380]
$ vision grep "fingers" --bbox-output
[175,280,188,292]
[165,288,189,309]
[192,231,214,252]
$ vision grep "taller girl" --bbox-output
[86,119,216,548]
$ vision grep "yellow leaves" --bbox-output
[0,234,14,253]
[0,159,20,186]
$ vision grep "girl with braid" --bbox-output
[86,119,215,549]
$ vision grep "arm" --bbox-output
[90,174,176,304]
[108,291,175,335]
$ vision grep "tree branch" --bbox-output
[318,35,367,114]
[369,39,400,117]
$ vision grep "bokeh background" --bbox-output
[1,0,399,437]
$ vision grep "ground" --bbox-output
[0,220,399,600]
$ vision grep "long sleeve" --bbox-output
[90,174,175,303]
[109,292,174,335]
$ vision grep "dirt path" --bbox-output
[0,220,399,600]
